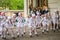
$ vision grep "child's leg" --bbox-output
[16,27,20,36]
[0,31,2,36]
[46,24,49,32]
[42,26,45,33]
[42,23,46,33]
[34,26,38,35]
[0,27,2,36]
[29,27,32,37]
[52,21,54,30]
[23,25,26,34]
[10,28,14,38]
[2,27,6,39]
[50,22,53,30]
[53,22,56,31]
[21,27,24,36]
[56,21,58,30]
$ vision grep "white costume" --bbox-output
[0,17,2,35]
[0,13,7,38]
[11,14,17,27]
[41,16,49,32]
[52,11,59,30]
[36,15,41,25]
[42,17,49,26]
[28,14,37,36]
[16,13,25,36]
[16,16,23,27]
[52,13,58,24]
[29,17,36,29]
[26,17,30,27]
[1,15,7,31]
[1,15,7,26]
[5,18,12,29]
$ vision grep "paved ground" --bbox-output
[0,29,60,40]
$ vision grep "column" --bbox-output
[30,0,31,4]
[24,0,27,17]
[27,0,29,15]
[33,0,36,7]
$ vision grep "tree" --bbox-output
[0,0,24,10]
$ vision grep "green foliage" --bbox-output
[0,0,24,10]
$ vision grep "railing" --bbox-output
[0,10,24,17]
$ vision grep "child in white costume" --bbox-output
[11,14,17,38]
[22,17,27,34]
[41,14,49,33]
[1,13,7,39]
[52,10,59,31]
[16,13,25,37]
[0,23,2,36]
[11,14,17,27]
[0,15,3,36]
[5,17,12,29]
[5,17,16,38]
[36,11,41,28]
[47,12,52,30]
[26,15,31,26]
[28,14,38,37]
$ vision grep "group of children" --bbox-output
[0,10,59,39]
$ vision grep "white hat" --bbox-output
[31,11,33,13]
[8,17,11,19]
[54,9,58,12]
[12,14,16,16]
[36,11,39,15]
[6,19,9,22]
[1,12,4,15]
[18,13,21,15]
[32,14,35,17]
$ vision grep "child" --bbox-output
[5,17,15,38]
[11,14,17,38]
[11,14,17,27]
[0,14,2,36]
[36,11,41,29]
[41,14,49,33]
[28,13,38,37]
[16,13,25,37]
[52,10,59,32]
[1,12,7,39]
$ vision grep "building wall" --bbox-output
[48,0,60,15]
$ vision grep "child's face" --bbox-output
[13,16,16,18]
[37,14,40,16]
[1,13,5,16]
[19,14,22,17]
[32,16,36,18]
[41,15,44,17]
[28,16,30,18]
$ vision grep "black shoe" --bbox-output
[30,35,32,38]
[0,34,1,36]
[7,33,10,35]
[46,31,49,33]
[24,32,25,34]
[2,37,6,40]
[12,37,16,39]
[42,32,44,34]
[56,29,59,31]
[21,34,23,37]
[17,35,19,37]
[53,30,56,32]
[35,34,38,36]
